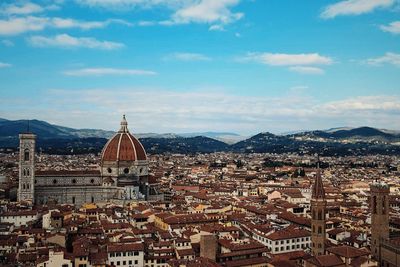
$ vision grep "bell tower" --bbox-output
[18,133,36,204]
[311,159,326,256]
[370,181,389,261]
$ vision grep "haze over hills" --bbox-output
[0,118,399,155]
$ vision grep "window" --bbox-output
[134,251,139,256]
[72,197,75,204]
[124,168,129,174]
[318,226,322,234]
[72,179,77,184]
[318,210,322,220]
[91,196,94,203]
[24,150,29,161]
[383,196,386,215]
[53,179,57,184]
[90,179,95,184]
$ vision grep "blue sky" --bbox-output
[0,0,399,134]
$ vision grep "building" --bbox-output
[17,116,150,206]
[263,227,311,254]
[370,181,390,261]
[311,162,326,256]
[107,242,144,267]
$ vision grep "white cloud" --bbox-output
[289,66,325,75]
[0,62,11,68]
[380,21,400,34]
[1,2,44,15]
[10,89,397,133]
[63,68,157,76]
[243,52,333,66]
[0,16,131,36]
[320,96,400,113]
[28,34,124,50]
[76,0,184,9]
[0,16,47,36]
[321,0,394,19]
[2,88,400,133]
[366,52,400,66]
[170,0,243,26]
[209,24,225,31]
[78,0,243,28]
[165,52,211,61]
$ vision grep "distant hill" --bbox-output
[1,118,400,155]
[292,126,400,143]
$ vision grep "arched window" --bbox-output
[72,196,75,204]
[23,169,26,176]
[27,169,29,176]
[24,150,30,161]
[91,196,94,203]
[318,210,322,220]
[27,184,29,189]
[22,184,26,189]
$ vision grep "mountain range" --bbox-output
[0,118,399,156]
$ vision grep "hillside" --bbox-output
[1,118,400,156]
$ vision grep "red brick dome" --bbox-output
[101,115,147,162]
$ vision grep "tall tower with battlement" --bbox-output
[311,161,326,256]
[18,133,36,204]
[370,181,390,261]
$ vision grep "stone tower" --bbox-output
[200,234,217,261]
[311,161,326,256]
[370,181,390,261]
[18,133,36,204]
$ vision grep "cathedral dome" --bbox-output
[101,115,147,162]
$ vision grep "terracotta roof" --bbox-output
[107,242,144,252]
[306,254,345,267]
[101,116,147,162]
[266,227,310,241]
[326,245,370,258]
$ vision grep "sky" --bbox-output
[0,0,400,135]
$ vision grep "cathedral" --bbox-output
[18,115,151,206]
